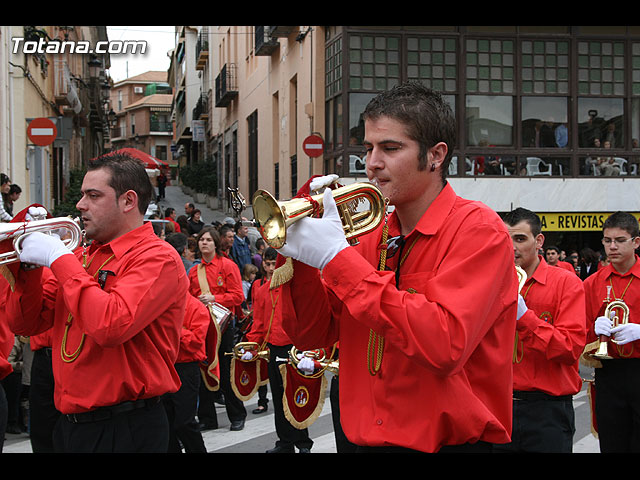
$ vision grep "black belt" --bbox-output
[65,397,160,424]
[513,390,572,402]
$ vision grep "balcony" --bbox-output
[196,28,209,71]
[269,26,297,38]
[215,64,238,108]
[150,121,173,133]
[255,26,279,56]
[193,92,209,120]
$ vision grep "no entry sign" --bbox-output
[27,118,57,146]
[302,134,324,158]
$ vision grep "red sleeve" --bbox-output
[177,294,210,363]
[246,281,267,344]
[6,266,57,337]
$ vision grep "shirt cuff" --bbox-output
[50,253,86,287]
[321,247,375,301]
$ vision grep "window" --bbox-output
[577,97,624,148]
[348,92,376,147]
[521,97,568,148]
[348,34,400,91]
[466,38,514,94]
[407,37,457,92]
[465,95,513,146]
[521,40,569,94]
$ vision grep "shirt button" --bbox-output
[376,419,383,425]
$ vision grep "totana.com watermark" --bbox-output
[12,37,147,55]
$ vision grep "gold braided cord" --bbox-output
[61,254,115,363]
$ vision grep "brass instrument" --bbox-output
[591,300,630,360]
[289,347,339,375]
[516,265,527,292]
[252,182,386,249]
[226,341,270,362]
[0,216,83,265]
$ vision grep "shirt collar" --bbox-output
[608,254,640,278]
[89,222,153,259]
[530,255,549,286]
[388,182,455,237]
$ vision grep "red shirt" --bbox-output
[246,278,292,347]
[177,294,210,364]
[514,257,586,395]
[187,255,244,310]
[281,183,518,452]
[584,255,640,359]
[0,278,13,379]
[554,261,577,274]
[6,222,188,414]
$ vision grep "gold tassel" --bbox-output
[0,265,15,292]
[270,257,294,289]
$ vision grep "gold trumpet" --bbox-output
[289,347,339,375]
[0,217,83,265]
[226,342,270,362]
[252,182,386,249]
[591,300,630,360]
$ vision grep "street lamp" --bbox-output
[87,57,102,80]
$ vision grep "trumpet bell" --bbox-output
[252,182,386,249]
[590,300,629,360]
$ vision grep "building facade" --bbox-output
[178,26,640,254]
[0,25,111,214]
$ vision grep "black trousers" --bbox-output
[267,343,313,451]
[0,382,7,453]
[53,398,169,453]
[492,391,575,453]
[330,374,357,453]
[29,348,60,453]
[595,358,640,452]
[162,362,207,453]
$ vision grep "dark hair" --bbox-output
[502,207,542,236]
[219,224,233,237]
[196,226,222,255]
[0,174,10,186]
[166,232,188,255]
[9,184,21,195]
[88,152,153,214]
[362,81,456,183]
[603,211,640,238]
[264,247,278,261]
[545,245,561,254]
[165,207,175,217]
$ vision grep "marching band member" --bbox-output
[242,247,314,453]
[5,153,188,453]
[277,82,518,453]
[500,208,586,452]
[187,226,246,431]
[583,211,640,452]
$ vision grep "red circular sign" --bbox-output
[27,118,57,146]
[302,134,324,158]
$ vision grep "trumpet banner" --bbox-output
[280,363,327,430]
[200,310,223,391]
[230,357,269,401]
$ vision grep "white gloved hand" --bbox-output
[25,206,48,222]
[611,323,640,345]
[309,174,339,193]
[594,316,614,337]
[18,231,73,268]
[241,351,254,361]
[297,356,315,375]
[516,294,528,320]
[277,188,349,270]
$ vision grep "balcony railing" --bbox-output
[255,26,279,56]
[193,92,209,120]
[215,64,238,108]
[150,121,173,133]
[196,27,209,70]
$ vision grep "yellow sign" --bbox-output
[539,212,640,232]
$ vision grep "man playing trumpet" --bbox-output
[275,82,518,453]
[501,208,586,452]
[583,211,640,452]
[5,153,188,453]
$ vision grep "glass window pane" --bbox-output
[577,97,624,147]
[465,95,513,146]
[348,93,377,146]
[521,97,568,148]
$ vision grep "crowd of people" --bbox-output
[1,81,640,454]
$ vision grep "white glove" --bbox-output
[611,323,640,345]
[241,350,254,361]
[309,174,339,193]
[516,294,528,320]
[297,356,315,375]
[25,206,48,222]
[594,315,614,337]
[277,188,349,270]
[18,231,73,268]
